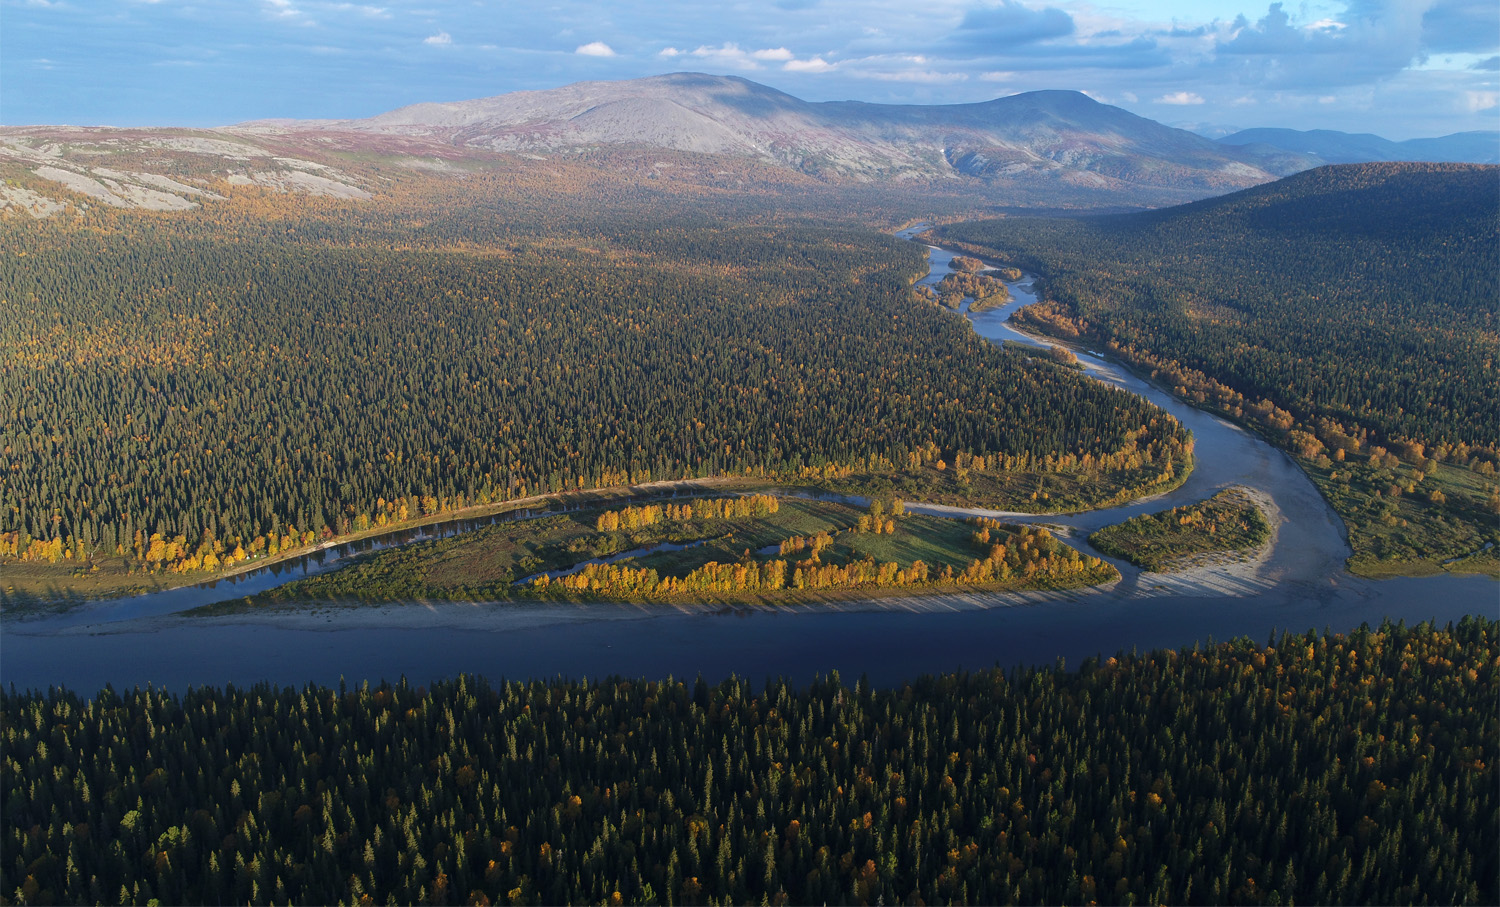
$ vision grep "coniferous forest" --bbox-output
[938,163,1498,463]
[3,144,1495,907]
[937,162,1500,573]
[2,619,1495,906]
[0,184,1186,586]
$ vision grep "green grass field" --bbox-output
[1300,457,1500,578]
[1088,488,1272,572]
[198,495,1115,612]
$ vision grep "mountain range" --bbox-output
[1218,128,1499,165]
[304,73,1310,192]
[2,73,1489,215]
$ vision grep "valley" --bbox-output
[0,200,1187,610]
[937,162,1500,577]
[4,222,1493,696]
[3,68,1496,907]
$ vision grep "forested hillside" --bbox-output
[0,182,1186,589]
[939,162,1500,573]
[940,163,1497,455]
[3,618,1494,906]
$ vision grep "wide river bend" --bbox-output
[3,228,1494,692]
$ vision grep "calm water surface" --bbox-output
[4,227,1494,693]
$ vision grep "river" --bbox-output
[3,229,1493,693]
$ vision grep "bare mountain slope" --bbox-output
[1,74,1316,215]
[315,74,1309,192]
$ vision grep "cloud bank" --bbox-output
[4,0,1496,138]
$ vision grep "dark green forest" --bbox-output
[938,163,1499,461]
[3,618,1495,906]
[0,199,1186,579]
[937,162,1500,573]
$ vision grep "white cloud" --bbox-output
[328,3,390,18]
[678,43,762,69]
[1467,90,1498,110]
[663,43,817,71]
[784,56,834,72]
[10,0,1498,137]
[856,69,969,83]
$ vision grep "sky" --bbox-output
[3,0,1497,139]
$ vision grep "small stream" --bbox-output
[6,485,720,629]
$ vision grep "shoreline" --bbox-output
[10,495,1301,640]
[9,579,1111,638]
[3,227,1187,619]
[0,475,754,615]
[8,229,1485,638]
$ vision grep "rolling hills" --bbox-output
[322,73,1308,191]
[1218,127,1500,165]
[2,73,1314,215]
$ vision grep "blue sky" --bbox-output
[3,0,1497,139]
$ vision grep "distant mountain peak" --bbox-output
[985,89,1104,109]
[302,74,1306,195]
[2,75,1329,215]
[1218,127,1499,165]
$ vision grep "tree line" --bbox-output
[533,520,1110,599]
[938,163,1499,466]
[594,497,780,533]
[1,204,1187,578]
[2,618,1493,905]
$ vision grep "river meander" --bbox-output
[3,228,1493,692]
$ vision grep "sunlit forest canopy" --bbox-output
[939,163,1500,462]
[3,618,1494,905]
[0,177,1184,565]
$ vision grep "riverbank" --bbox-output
[1088,487,1273,572]
[9,552,1492,696]
[183,497,1117,616]
[0,477,757,616]
[924,227,1500,580]
[20,543,1306,639]
[3,225,1494,697]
